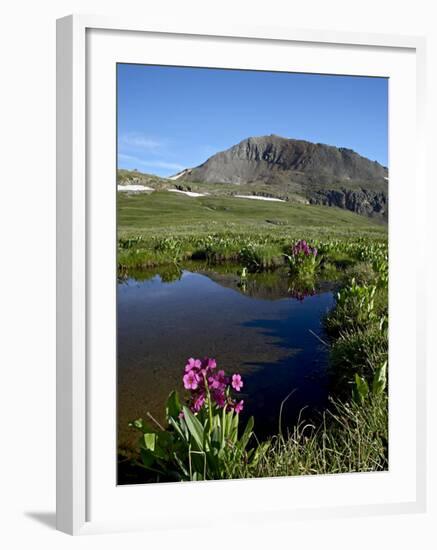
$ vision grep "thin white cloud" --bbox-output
[118,153,139,162]
[119,133,162,151]
[118,153,184,172]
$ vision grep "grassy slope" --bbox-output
[117,168,387,199]
[117,191,387,239]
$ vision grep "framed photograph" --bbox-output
[56,15,427,535]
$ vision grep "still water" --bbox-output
[117,266,334,452]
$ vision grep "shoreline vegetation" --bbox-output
[118,228,388,482]
[118,232,387,272]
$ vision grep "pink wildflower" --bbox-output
[183,370,200,390]
[208,375,221,389]
[212,389,226,408]
[234,400,244,414]
[185,357,202,373]
[208,369,227,390]
[192,393,205,412]
[231,373,243,392]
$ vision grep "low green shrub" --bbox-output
[330,325,388,392]
[343,261,376,285]
[325,278,378,337]
[239,243,284,270]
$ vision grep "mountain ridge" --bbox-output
[118,135,388,219]
[170,135,388,219]
[174,135,387,184]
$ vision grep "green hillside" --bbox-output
[117,189,387,240]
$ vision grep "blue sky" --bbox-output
[117,64,388,177]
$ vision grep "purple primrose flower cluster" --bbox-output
[183,357,244,414]
[291,239,318,257]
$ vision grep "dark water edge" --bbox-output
[117,263,335,478]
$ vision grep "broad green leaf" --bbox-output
[353,374,369,403]
[238,416,254,452]
[211,426,221,447]
[220,405,226,448]
[168,415,189,442]
[172,453,189,478]
[222,409,230,438]
[165,390,181,421]
[152,433,173,460]
[252,442,270,465]
[143,432,156,451]
[372,361,387,395]
[183,406,205,450]
[230,411,239,442]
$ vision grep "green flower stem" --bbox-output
[221,402,226,449]
[203,372,214,436]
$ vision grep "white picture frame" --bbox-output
[56,14,427,535]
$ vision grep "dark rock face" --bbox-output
[177,135,388,219]
[309,189,388,219]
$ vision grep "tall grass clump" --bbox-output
[196,235,242,263]
[239,242,284,270]
[241,393,387,478]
